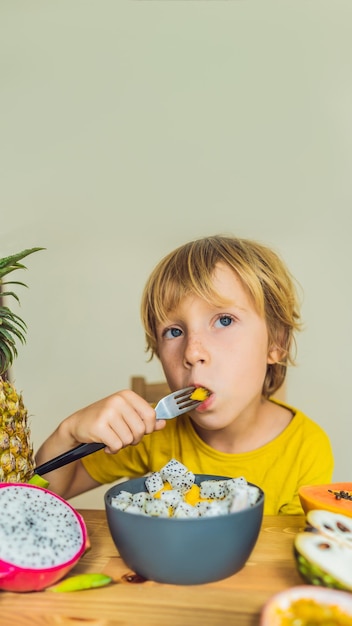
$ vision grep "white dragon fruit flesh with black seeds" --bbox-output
[0,483,88,592]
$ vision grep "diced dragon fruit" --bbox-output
[110,499,130,511]
[195,501,211,516]
[160,489,184,508]
[118,489,134,500]
[145,471,164,495]
[144,499,170,518]
[173,502,199,518]
[229,487,250,512]
[124,503,147,515]
[200,500,231,517]
[110,490,133,510]
[160,458,189,481]
[118,460,262,520]
[132,492,153,508]
[167,470,195,493]
[226,477,248,494]
[246,485,261,505]
[199,479,229,499]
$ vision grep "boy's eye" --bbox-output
[215,315,233,328]
[164,327,183,339]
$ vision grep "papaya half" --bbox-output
[299,482,352,517]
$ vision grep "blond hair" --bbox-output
[141,235,302,397]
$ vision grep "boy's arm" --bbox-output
[34,389,166,498]
[34,419,103,498]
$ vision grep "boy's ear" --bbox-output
[267,345,283,365]
[267,327,288,365]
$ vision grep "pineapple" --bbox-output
[0,247,43,482]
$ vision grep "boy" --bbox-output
[35,235,333,514]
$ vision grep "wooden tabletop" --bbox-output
[1,510,306,626]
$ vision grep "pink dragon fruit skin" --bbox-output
[0,483,89,592]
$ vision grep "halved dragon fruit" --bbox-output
[0,483,88,592]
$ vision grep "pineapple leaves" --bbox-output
[0,310,26,373]
[0,320,26,345]
[2,280,31,288]
[0,307,27,333]
[0,341,14,374]
[0,247,45,277]
[1,289,26,305]
[0,247,44,375]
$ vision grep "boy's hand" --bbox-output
[64,389,166,454]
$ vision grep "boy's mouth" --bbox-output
[189,386,212,408]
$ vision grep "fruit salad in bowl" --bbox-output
[105,458,265,584]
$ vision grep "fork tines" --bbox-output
[175,387,198,408]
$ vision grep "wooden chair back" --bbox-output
[130,376,170,403]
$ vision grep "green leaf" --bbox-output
[1,280,28,288]
[0,321,26,347]
[0,341,16,369]
[47,573,113,593]
[1,317,26,337]
[0,291,22,304]
[0,247,44,374]
[0,266,26,279]
[0,247,45,271]
[1,282,30,303]
[0,307,27,329]
[0,327,17,345]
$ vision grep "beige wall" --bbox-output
[1,0,351,508]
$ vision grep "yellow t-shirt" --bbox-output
[82,399,334,515]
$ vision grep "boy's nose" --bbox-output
[183,337,207,367]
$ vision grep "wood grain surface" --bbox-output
[0,510,306,626]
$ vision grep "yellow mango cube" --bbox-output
[190,387,210,402]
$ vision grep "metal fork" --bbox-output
[34,387,202,476]
[154,386,201,419]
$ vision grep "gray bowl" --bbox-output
[104,474,264,585]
